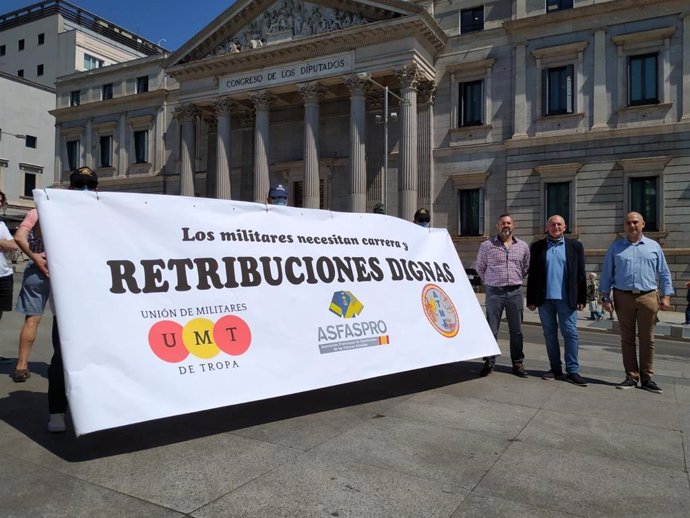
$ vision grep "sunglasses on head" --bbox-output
[72,181,97,190]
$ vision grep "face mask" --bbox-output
[272,197,287,206]
[417,221,430,228]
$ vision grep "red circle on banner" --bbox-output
[214,315,252,356]
[148,320,188,363]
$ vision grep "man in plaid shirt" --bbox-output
[476,214,531,377]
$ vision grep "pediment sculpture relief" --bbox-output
[205,0,372,58]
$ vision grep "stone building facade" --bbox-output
[51,0,690,308]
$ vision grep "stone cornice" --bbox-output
[49,90,168,119]
[611,27,676,48]
[504,0,684,35]
[166,16,446,81]
[616,156,671,172]
[531,41,588,60]
[534,163,583,176]
[444,58,495,74]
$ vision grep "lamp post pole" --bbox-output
[383,85,388,213]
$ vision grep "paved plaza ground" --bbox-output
[0,272,689,517]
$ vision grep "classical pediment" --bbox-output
[167,0,443,77]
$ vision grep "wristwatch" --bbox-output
[601,296,611,303]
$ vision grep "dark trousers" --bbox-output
[484,285,525,364]
[48,317,68,414]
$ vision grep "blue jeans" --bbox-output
[484,285,524,364]
[537,299,580,374]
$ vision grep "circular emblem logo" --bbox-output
[422,284,459,338]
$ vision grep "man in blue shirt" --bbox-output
[527,215,587,386]
[599,212,673,394]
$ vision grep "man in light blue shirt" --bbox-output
[599,212,673,394]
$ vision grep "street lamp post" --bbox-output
[357,73,404,215]
[0,130,26,140]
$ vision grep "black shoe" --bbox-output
[479,360,494,377]
[616,377,638,389]
[640,379,663,394]
[566,372,587,387]
[541,368,564,380]
[512,363,528,378]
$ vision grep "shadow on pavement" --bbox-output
[0,360,478,462]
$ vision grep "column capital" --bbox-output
[238,110,256,129]
[173,104,199,122]
[298,82,326,103]
[592,26,608,34]
[249,91,274,110]
[205,116,218,133]
[417,79,436,104]
[395,63,420,90]
[213,97,235,117]
[344,75,369,96]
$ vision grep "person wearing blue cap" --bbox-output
[267,184,288,206]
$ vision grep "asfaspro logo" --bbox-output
[318,291,390,354]
[148,315,251,364]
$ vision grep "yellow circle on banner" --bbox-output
[182,318,220,359]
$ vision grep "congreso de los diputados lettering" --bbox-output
[50,0,690,308]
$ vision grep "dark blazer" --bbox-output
[526,237,586,309]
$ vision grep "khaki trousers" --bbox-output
[612,289,659,382]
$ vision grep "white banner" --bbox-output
[36,190,498,435]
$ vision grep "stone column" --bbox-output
[513,42,528,138]
[118,113,127,177]
[85,118,93,169]
[516,0,526,18]
[345,76,368,213]
[417,79,436,212]
[174,104,199,197]
[239,111,255,202]
[214,97,234,199]
[249,91,272,203]
[298,82,325,209]
[592,28,609,130]
[682,14,690,121]
[395,64,420,222]
[205,117,218,198]
[54,123,62,184]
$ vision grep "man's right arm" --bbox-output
[15,226,49,277]
[476,242,487,279]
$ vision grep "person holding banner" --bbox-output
[0,192,19,365]
[47,167,99,433]
[476,214,530,378]
[267,184,288,205]
[12,206,50,382]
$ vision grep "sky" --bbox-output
[1,0,239,51]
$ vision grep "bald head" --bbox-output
[624,212,645,243]
[546,215,567,239]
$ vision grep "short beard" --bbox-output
[500,228,512,237]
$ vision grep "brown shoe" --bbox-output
[11,369,30,383]
[512,363,528,378]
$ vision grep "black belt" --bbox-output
[613,288,655,295]
[490,285,522,290]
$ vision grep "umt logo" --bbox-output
[148,316,251,363]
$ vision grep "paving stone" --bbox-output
[0,453,184,518]
[191,450,467,518]
[475,442,690,517]
[450,494,583,518]
[518,409,685,470]
[384,391,538,439]
[311,414,506,492]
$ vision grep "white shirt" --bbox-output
[0,222,14,277]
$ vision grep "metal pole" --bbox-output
[384,86,388,213]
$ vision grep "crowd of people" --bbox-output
[475,211,676,395]
[0,176,686,436]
